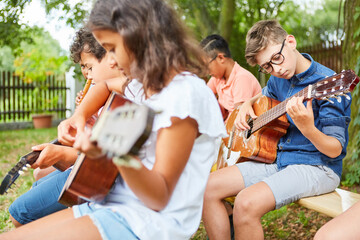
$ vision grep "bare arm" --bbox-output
[31,144,78,169]
[73,116,199,211]
[286,97,342,158]
[58,76,128,146]
[117,117,198,211]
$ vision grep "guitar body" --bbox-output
[58,93,130,207]
[58,154,118,207]
[217,96,289,169]
[58,92,155,207]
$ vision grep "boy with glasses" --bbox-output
[200,34,261,121]
[202,20,351,239]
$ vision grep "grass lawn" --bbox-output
[0,128,331,238]
[0,127,58,232]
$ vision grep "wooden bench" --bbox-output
[297,188,360,217]
[223,188,360,218]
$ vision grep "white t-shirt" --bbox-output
[96,72,227,239]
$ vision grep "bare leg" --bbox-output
[202,165,245,240]
[0,208,101,240]
[33,166,56,181]
[9,214,22,228]
[233,182,275,240]
[314,200,360,240]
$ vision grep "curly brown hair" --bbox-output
[87,0,207,94]
[69,27,106,63]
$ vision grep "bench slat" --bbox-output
[297,188,360,217]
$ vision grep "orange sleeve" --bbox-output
[232,73,262,104]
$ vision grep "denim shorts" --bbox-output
[236,161,340,209]
[73,203,139,240]
[9,169,70,224]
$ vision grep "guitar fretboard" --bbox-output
[251,86,310,133]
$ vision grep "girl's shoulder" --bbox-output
[147,72,227,137]
[165,71,209,96]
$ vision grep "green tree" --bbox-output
[342,0,360,186]
[173,0,342,78]
[13,29,70,83]
[11,29,70,114]
[0,0,35,52]
[0,46,15,71]
[0,0,90,54]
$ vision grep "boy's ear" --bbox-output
[217,53,227,62]
[286,35,297,50]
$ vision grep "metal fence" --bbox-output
[0,71,69,123]
[299,40,343,73]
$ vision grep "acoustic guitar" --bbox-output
[215,70,360,170]
[58,92,155,207]
[0,79,93,195]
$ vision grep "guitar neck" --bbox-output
[22,139,67,171]
[252,86,310,133]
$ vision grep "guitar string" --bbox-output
[252,73,345,133]
[228,71,353,150]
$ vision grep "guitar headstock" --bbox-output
[308,69,360,103]
[0,158,30,194]
[90,101,155,160]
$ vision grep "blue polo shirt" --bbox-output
[262,53,351,177]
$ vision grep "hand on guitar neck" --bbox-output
[30,142,78,170]
[220,70,359,166]
[0,80,94,195]
[0,139,73,195]
[234,92,261,131]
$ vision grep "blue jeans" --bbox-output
[9,169,71,225]
[73,203,139,240]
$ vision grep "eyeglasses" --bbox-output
[258,39,286,74]
[208,55,217,64]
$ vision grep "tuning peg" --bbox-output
[322,97,334,104]
[26,164,31,168]
[18,170,24,175]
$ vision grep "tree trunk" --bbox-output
[218,0,235,42]
[343,0,360,162]
[190,0,216,38]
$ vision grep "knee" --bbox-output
[203,176,222,202]
[314,229,327,240]
[9,199,28,227]
[33,167,54,181]
[9,214,22,228]
[314,226,336,240]
[233,191,259,221]
[33,168,42,181]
